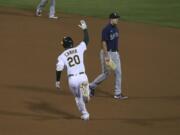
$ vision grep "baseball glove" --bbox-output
[105,58,116,70]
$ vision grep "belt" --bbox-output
[68,72,85,77]
[108,50,118,52]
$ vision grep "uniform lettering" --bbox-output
[64,49,77,57]
[110,32,119,40]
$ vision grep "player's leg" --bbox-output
[111,52,121,95]
[80,81,90,103]
[36,0,48,16]
[113,52,128,99]
[49,0,58,19]
[89,50,111,95]
[75,97,89,120]
[69,77,89,120]
[79,74,90,103]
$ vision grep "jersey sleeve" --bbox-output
[56,56,65,71]
[78,41,87,52]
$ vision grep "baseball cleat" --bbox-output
[81,113,89,121]
[36,9,42,17]
[49,15,58,19]
[89,86,95,97]
[114,94,128,100]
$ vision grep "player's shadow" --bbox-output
[25,100,78,120]
[0,84,70,96]
[93,87,113,98]
[91,116,180,126]
[0,101,78,120]
[0,8,70,19]
[0,109,59,120]
[92,87,180,101]
[126,95,180,101]
[0,9,34,17]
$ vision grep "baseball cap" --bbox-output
[109,12,120,19]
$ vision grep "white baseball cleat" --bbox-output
[114,94,128,100]
[81,113,89,121]
[36,9,42,16]
[49,15,58,19]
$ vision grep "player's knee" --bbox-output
[81,81,89,87]
[115,70,121,77]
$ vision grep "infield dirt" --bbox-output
[0,8,180,135]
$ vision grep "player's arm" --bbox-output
[55,57,64,89]
[83,29,89,45]
[78,20,89,45]
[102,41,109,60]
[56,70,62,81]
[102,29,110,61]
[55,70,62,89]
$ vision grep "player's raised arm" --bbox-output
[78,20,89,45]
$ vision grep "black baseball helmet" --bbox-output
[109,12,120,19]
[61,36,73,49]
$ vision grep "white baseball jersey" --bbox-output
[56,41,87,75]
[56,41,89,117]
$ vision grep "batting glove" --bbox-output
[55,81,60,89]
[78,20,87,30]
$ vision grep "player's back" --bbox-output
[58,41,87,75]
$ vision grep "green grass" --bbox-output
[0,0,180,28]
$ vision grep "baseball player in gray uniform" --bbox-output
[36,0,58,19]
[89,12,128,100]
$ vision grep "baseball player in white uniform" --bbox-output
[36,0,58,19]
[55,20,90,120]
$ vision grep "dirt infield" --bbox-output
[0,8,180,135]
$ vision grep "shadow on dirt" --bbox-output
[91,116,180,126]
[25,100,78,120]
[0,100,78,120]
[127,96,180,101]
[0,9,34,17]
[0,84,70,96]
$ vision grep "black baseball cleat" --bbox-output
[114,94,128,100]
[89,86,95,97]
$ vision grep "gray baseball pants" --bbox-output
[90,50,122,96]
[36,0,56,17]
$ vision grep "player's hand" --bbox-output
[104,52,110,62]
[55,81,60,89]
[105,56,110,62]
[78,20,87,30]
